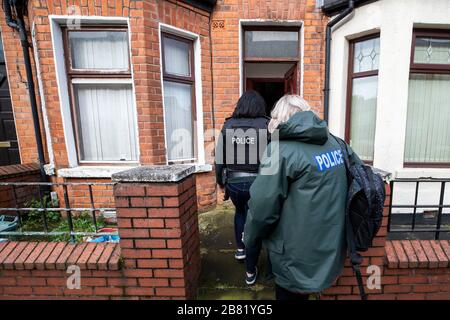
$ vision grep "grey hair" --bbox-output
[268,95,313,132]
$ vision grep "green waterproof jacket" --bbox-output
[243,111,361,293]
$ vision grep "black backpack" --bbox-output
[334,136,386,300]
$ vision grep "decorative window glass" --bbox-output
[353,37,380,73]
[413,37,450,65]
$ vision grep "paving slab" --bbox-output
[198,202,275,300]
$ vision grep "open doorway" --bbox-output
[242,26,300,115]
[245,62,297,114]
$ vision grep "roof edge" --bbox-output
[321,0,378,16]
[179,0,217,13]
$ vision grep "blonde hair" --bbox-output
[268,95,313,132]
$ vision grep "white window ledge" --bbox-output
[57,164,213,179]
[194,164,213,173]
[57,166,138,178]
[395,168,450,179]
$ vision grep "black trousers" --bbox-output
[275,285,310,301]
[226,182,262,274]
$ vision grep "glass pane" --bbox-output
[163,81,194,161]
[163,37,191,77]
[69,31,129,70]
[245,30,299,58]
[74,83,138,161]
[404,74,450,163]
[414,37,450,65]
[349,76,378,161]
[353,37,380,73]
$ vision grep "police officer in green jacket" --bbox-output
[244,95,361,300]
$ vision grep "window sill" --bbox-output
[194,163,213,173]
[56,164,212,179]
[396,168,450,179]
[57,166,139,178]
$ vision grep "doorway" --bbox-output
[242,26,300,115]
[247,79,284,115]
[245,62,298,114]
[0,34,19,166]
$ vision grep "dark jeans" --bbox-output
[275,285,310,301]
[226,182,261,273]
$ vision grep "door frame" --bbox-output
[239,21,303,95]
[0,32,20,166]
[245,77,284,91]
[284,63,298,94]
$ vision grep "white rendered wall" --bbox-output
[328,0,450,212]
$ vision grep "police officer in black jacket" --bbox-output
[215,91,269,285]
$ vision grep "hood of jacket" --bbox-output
[277,111,329,145]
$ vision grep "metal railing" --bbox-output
[388,178,450,240]
[0,182,117,242]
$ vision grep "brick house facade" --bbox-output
[0,0,328,211]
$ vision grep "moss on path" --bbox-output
[198,202,275,300]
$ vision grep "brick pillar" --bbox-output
[112,165,200,299]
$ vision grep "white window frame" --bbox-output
[49,15,140,169]
[159,23,206,166]
[238,19,304,97]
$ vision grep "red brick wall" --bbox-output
[0,242,124,299]
[322,240,450,300]
[50,177,115,210]
[211,0,327,128]
[322,184,450,300]
[1,176,450,300]
[114,174,200,299]
[202,0,328,209]
[0,0,216,209]
[0,0,329,211]
[0,164,41,209]
[0,12,48,165]
[0,170,200,300]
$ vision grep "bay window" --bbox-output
[161,32,196,163]
[63,26,138,163]
[346,35,380,162]
[404,30,450,166]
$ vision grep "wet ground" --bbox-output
[197,201,275,300]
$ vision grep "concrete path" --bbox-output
[197,201,275,300]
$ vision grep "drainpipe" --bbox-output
[4,0,47,182]
[323,0,355,124]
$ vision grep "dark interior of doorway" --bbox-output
[248,80,284,116]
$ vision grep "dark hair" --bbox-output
[232,90,267,118]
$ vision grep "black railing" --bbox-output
[388,178,450,240]
[0,182,117,242]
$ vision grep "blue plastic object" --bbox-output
[87,234,120,243]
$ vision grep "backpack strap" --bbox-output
[331,134,351,177]
[331,134,368,300]
[345,215,368,300]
